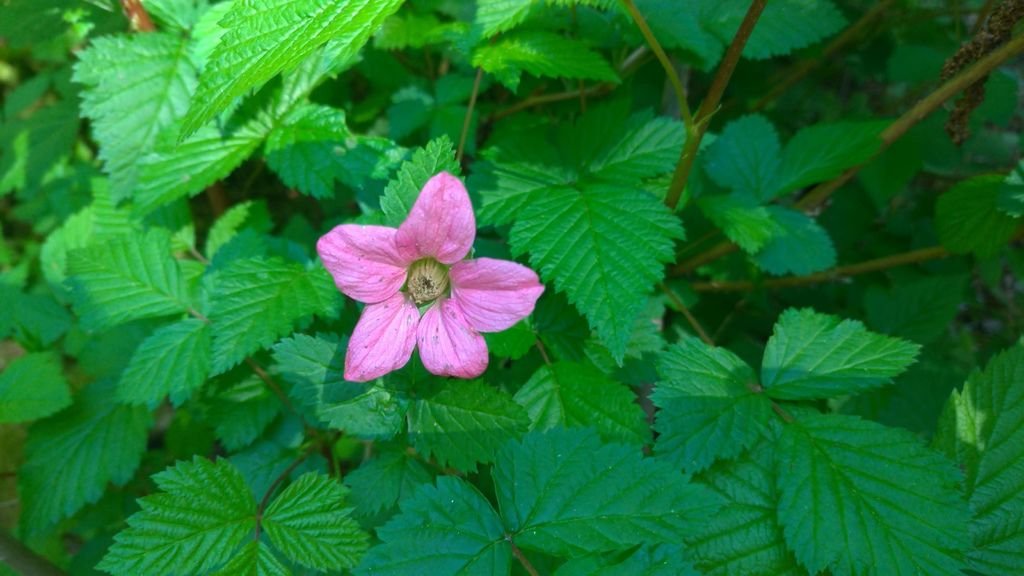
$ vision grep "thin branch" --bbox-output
[660,282,714,346]
[0,531,66,576]
[691,245,952,293]
[457,68,484,163]
[245,358,303,425]
[665,0,767,210]
[253,447,314,541]
[534,338,552,366]
[620,0,693,127]
[751,0,895,111]
[771,402,795,423]
[509,539,540,576]
[120,0,155,32]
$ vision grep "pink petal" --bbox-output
[396,172,476,264]
[417,297,488,379]
[345,292,420,382]
[317,224,411,304]
[450,258,545,332]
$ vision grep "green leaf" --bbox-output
[205,200,273,261]
[936,174,1019,258]
[770,121,886,199]
[204,375,281,452]
[636,0,720,70]
[3,289,72,346]
[344,449,434,517]
[473,31,618,91]
[483,320,536,360]
[379,135,459,226]
[753,207,835,276]
[409,379,530,471]
[936,347,1024,573]
[776,413,969,575]
[134,124,265,215]
[67,229,191,331]
[265,103,351,199]
[688,441,801,576]
[209,257,338,373]
[738,0,845,59]
[697,194,779,253]
[99,457,256,576]
[555,544,698,576]
[761,308,920,400]
[652,338,771,473]
[703,114,780,200]
[19,380,150,535]
[864,276,966,344]
[475,0,535,37]
[117,318,211,407]
[0,352,70,423]
[272,334,405,437]
[181,0,403,137]
[495,428,721,557]
[73,32,197,200]
[514,362,649,445]
[263,472,368,571]
[210,542,290,576]
[355,476,510,575]
[997,181,1024,217]
[510,183,683,360]
[586,113,684,184]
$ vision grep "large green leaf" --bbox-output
[703,114,781,200]
[181,0,403,136]
[653,338,771,473]
[19,380,150,535]
[117,318,211,407]
[935,347,1024,573]
[936,174,1019,258]
[0,352,70,423]
[379,135,459,226]
[753,207,835,276]
[761,308,920,400]
[473,30,618,91]
[770,121,886,199]
[776,413,969,575]
[265,104,351,199]
[555,544,699,576]
[343,449,434,517]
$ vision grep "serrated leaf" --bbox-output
[355,476,510,575]
[753,207,835,276]
[475,0,535,37]
[74,33,197,200]
[181,0,402,136]
[776,413,969,575]
[379,135,459,226]
[473,30,618,91]
[555,544,699,576]
[636,0,720,70]
[704,114,780,200]
[0,352,71,423]
[514,362,648,445]
[652,338,771,473]
[936,347,1024,573]
[263,472,368,571]
[510,183,683,360]
[936,174,1019,258]
[344,449,434,517]
[210,542,290,576]
[997,181,1024,217]
[67,229,191,331]
[19,380,150,536]
[408,379,529,471]
[738,0,845,59]
[99,457,256,576]
[587,113,684,183]
[484,320,536,360]
[205,200,272,261]
[770,121,886,199]
[117,318,211,407]
[272,334,404,437]
[205,375,281,451]
[134,124,265,215]
[698,194,779,253]
[495,428,722,557]
[761,308,920,400]
[265,103,351,199]
[688,441,801,576]
[209,257,337,373]
[864,276,966,344]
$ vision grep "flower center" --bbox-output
[407,258,449,305]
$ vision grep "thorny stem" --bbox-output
[254,446,315,541]
[120,0,155,32]
[457,68,484,163]
[0,531,65,576]
[620,0,694,128]
[674,32,1024,274]
[690,245,954,292]
[665,0,767,211]
[659,283,714,346]
[509,539,540,576]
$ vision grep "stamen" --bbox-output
[407,258,449,304]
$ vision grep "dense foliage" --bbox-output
[1,0,1023,574]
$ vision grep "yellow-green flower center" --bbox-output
[407,258,449,305]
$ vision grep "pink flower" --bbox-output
[317,172,545,382]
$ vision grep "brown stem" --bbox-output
[206,182,228,217]
[534,338,552,366]
[457,68,484,163]
[665,0,767,210]
[509,539,540,576]
[244,358,304,424]
[751,0,895,111]
[691,245,952,292]
[620,0,693,127]
[121,0,155,32]
[771,402,795,423]
[253,447,314,541]
[0,531,65,576]
[660,282,714,346]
